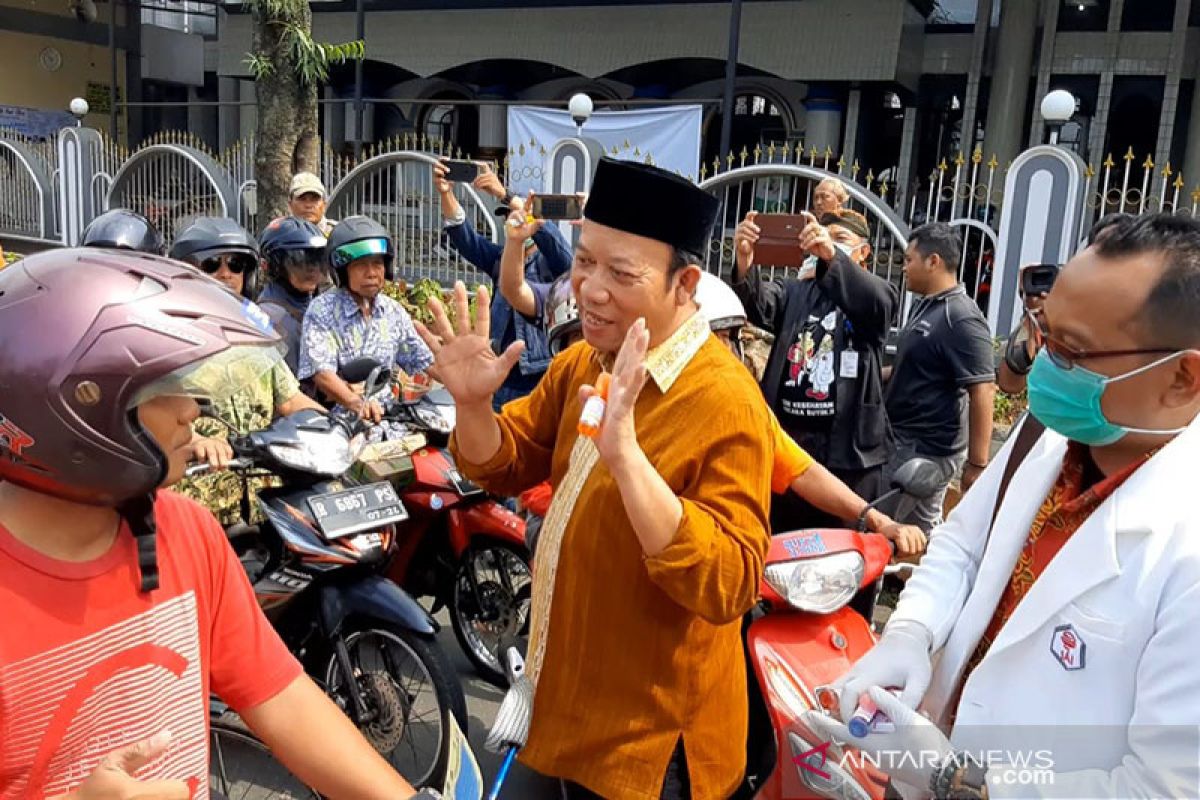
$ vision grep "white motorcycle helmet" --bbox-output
[695,272,748,360]
[545,273,581,355]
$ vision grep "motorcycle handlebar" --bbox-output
[184,456,254,477]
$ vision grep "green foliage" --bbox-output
[288,32,365,86]
[991,335,1029,425]
[995,388,1028,427]
[245,53,275,81]
[243,0,364,87]
[383,278,485,329]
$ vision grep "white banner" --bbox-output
[505,105,703,197]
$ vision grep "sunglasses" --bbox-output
[1027,308,1176,370]
[200,255,254,275]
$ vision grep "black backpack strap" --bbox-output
[989,413,1046,534]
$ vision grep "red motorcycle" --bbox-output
[742,459,940,799]
[380,387,533,687]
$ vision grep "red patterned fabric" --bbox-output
[956,442,1152,704]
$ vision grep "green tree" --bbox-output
[245,0,363,222]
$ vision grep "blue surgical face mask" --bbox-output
[1027,349,1191,446]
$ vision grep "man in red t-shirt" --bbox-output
[0,250,429,799]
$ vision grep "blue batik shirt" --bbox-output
[298,288,434,401]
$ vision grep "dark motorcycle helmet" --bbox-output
[170,216,262,298]
[259,216,328,286]
[327,215,396,286]
[80,208,166,255]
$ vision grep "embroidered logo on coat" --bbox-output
[1050,623,1086,671]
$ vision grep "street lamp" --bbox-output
[1041,90,1076,145]
[69,97,89,127]
[568,93,594,136]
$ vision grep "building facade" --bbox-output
[3,0,1199,188]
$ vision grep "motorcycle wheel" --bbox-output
[322,623,467,789]
[449,541,533,686]
[209,717,319,799]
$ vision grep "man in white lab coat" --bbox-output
[806,212,1200,799]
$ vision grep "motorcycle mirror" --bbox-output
[362,365,393,400]
[339,357,384,384]
[889,457,944,500]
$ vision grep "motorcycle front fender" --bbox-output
[318,576,438,639]
[447,500,527,558]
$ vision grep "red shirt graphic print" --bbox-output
[0,491,301,799]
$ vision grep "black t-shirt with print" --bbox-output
[776,308,840,427]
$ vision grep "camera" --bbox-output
[1019,263,1060,299]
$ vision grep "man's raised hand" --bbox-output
[414,282,523,408]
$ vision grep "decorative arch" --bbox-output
[699,81,799,145]
[553,80,625,104]
[700,163,912,322]
[107,144,238,244]
[0,138,56,240]
[327,150,500,287]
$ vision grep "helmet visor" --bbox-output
[127,344,283,408]
[332,238,389,269]
[282,248,329,275]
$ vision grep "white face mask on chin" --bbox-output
[833,242,861,260]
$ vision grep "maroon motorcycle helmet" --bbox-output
[0,248,283,589]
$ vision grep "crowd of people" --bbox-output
[1,147,1198,800]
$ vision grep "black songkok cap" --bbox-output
[583,158,720,261]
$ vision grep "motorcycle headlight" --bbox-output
[764,551,864,613]
[269,429,365,476]
[415,406,453,434]
[788,732,871,800]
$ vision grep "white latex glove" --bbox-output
[834,619,933,723]
[802,686,955,793]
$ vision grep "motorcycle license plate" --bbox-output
[307,482,408,540]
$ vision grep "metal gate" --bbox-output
[328,150,501,287]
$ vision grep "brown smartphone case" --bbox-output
[754,214,808,267]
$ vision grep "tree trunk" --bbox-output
[253,0,321,224]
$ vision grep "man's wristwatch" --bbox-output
[931,752,988,799]
[411,791,442,799]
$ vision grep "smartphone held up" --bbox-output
[751,213,810,268]
[530,194,584,221]
[442,159,482,183]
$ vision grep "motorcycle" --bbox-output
[742,459,943,800]
[340,358,532,688]
[189,376,468,790]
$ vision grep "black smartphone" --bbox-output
[442,159,481,183]
[530,194,584,221]
[1020,263,1060,299]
